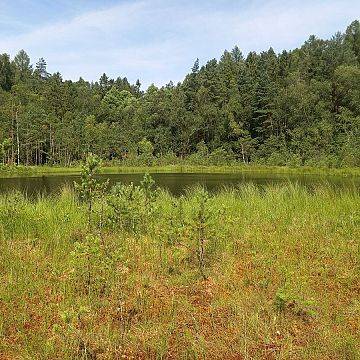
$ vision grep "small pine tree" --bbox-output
[74,153,108,231]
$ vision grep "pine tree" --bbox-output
[345,20,360,63]
[35,58,49,80]
[99,73,111,96]
[0,54,14,91]
[192,58,200,73]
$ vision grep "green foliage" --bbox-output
[70,234,114,296]
[75,154,102,202]
[187,188,222,279]
[208,147,235,165]
[0,22,360,167]
[55,305,101,359]
[274,288,318,320]
[0,138,11,161]
[72,156,113,298]
[74,153,108,229]
[193,188,210,279]
[162,196,186,246]
[137,138,155,165]
[106,173,157,233]
[140,172,157,203]
[138,138,154,156]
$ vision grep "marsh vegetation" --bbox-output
[0,156,359,359]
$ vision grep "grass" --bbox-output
[0,163,360,178]
[0,184,359,359]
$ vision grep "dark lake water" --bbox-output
[0,172,359,196]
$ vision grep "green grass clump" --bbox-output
[0,183,359,359]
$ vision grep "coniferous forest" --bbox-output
[0,20,359,167]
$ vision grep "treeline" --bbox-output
[0,21,359,167]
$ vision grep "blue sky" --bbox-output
[0,0,359,88]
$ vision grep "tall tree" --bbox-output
[0,54,14,91]
[35,58,49,80]
[13,50,32,83]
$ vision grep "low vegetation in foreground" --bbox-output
[0,157,359,359]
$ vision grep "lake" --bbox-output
[0,172,359,196]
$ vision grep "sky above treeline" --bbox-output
[1,0,359,88]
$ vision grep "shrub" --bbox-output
[137,138,155,166]
[106,173,157,233]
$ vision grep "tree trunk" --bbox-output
[241,143,246,164]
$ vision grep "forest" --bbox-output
[0,20,359,168]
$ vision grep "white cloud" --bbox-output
[0,0,358,88]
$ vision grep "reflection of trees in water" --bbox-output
[0,173,358,197]
[41,176,51,195]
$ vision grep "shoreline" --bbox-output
[0,164,359,178]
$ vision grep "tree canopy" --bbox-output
[0,20,359,167]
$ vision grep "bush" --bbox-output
[137,138,155,166]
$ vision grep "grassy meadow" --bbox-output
[0,176,359,359]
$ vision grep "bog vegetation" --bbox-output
[0,21,360,168]
[0,155,359,359]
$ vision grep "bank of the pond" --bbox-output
[1,163,360,178]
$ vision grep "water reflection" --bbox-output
[0,172,358,196]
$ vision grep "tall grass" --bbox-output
[0,184,359,359]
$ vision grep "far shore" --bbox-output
[0,164,359,178]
